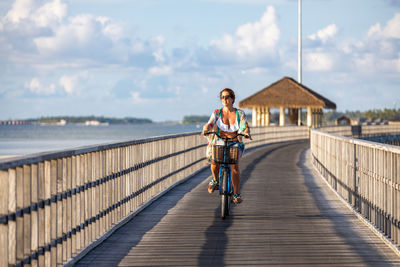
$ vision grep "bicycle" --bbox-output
[205,131,246,219]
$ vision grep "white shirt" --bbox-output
[209,111,239,132]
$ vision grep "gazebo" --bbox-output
[238,77,336,127]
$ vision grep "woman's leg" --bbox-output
[230,163,240,195]
[208,163,220,194]
[211,163,220,181]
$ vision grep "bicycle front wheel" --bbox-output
[221,168,229,219]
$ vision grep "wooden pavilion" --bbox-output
[238,77,336,127]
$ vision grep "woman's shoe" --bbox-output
[233,194,243,204]
[208,180,218,194]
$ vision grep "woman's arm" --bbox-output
[202,111,217,136]
[243,122,252,140]
[202,123,213,136]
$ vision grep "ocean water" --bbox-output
[0,124,201,157]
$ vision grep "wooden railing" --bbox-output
[0,126,308,267]
[310,126,400,248]
[245,125,308,148]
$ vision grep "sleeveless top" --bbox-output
[209,109,240,132]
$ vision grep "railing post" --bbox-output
[0,170,8,267]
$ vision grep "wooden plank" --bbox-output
[111,149,116,225]
[15,167,23,263]
[78,155,84,252]
[56,158,63,265]
[23,165,31,262]
[105,150,110,232]
[66,157,72,262]
[0,170,8,267]
[93,152,99,241]
[116,149,121,223]
[8,169,16,266]
[37,162,45,266]
[44,161,51,267]
[50,159,57,267]
[84,153,90,246]
[31,164,38,267]
[61,158,67,263]
[71,156,77,256]
[97,151,105,236]
[90,152,95,243]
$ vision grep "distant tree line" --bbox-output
[28,116,153,124]
[323,108,400,124]
[182,115,210,124]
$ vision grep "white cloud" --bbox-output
[131,91,145,104]
[27,77,56,95]
[97,16,123,42]
[353,13,400,74]
[367,13,400,39]
[34,14,109,55]
[201,87,209,93]
[240,67,268,75]
[1,0,163,68]
[210,5,280,60]
[59,75,77,94]
[396,54,400,72]
[304,53,334,72]
[308,24,338,43]
[33,0,67,28]
[148,65,172,75]
[59,72,88,95]
[153,49,166,63]
[4,0,35,24]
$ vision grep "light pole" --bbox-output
[298,0,302,125]
[298,0,302,84]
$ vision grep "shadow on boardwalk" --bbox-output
[76,141,400,266]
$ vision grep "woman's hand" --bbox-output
[202,123,211,136]
[244,133,253,140]
[244,125,252,140]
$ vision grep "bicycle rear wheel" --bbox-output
[220,168,230,219]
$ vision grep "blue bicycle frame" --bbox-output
[219,155,234,196]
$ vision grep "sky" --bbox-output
[0,0,399,122]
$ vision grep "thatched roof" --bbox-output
[238,77,336,109]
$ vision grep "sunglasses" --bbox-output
[220,95,231,100]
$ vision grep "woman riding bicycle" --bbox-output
[202,88,252,204]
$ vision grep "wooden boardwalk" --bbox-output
[76,141,400,266]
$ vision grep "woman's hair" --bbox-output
[219,88,235,104]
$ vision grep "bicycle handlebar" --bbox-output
[203,131,248,141]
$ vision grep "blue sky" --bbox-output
[0,0,399,121]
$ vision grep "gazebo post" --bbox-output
[266,107,270,126]
[298,108,302,126]
[257,107,261,126]
[260,107,265,126]
[252,107,257,127]
[279,107,285,126]
[307,107,312,127]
